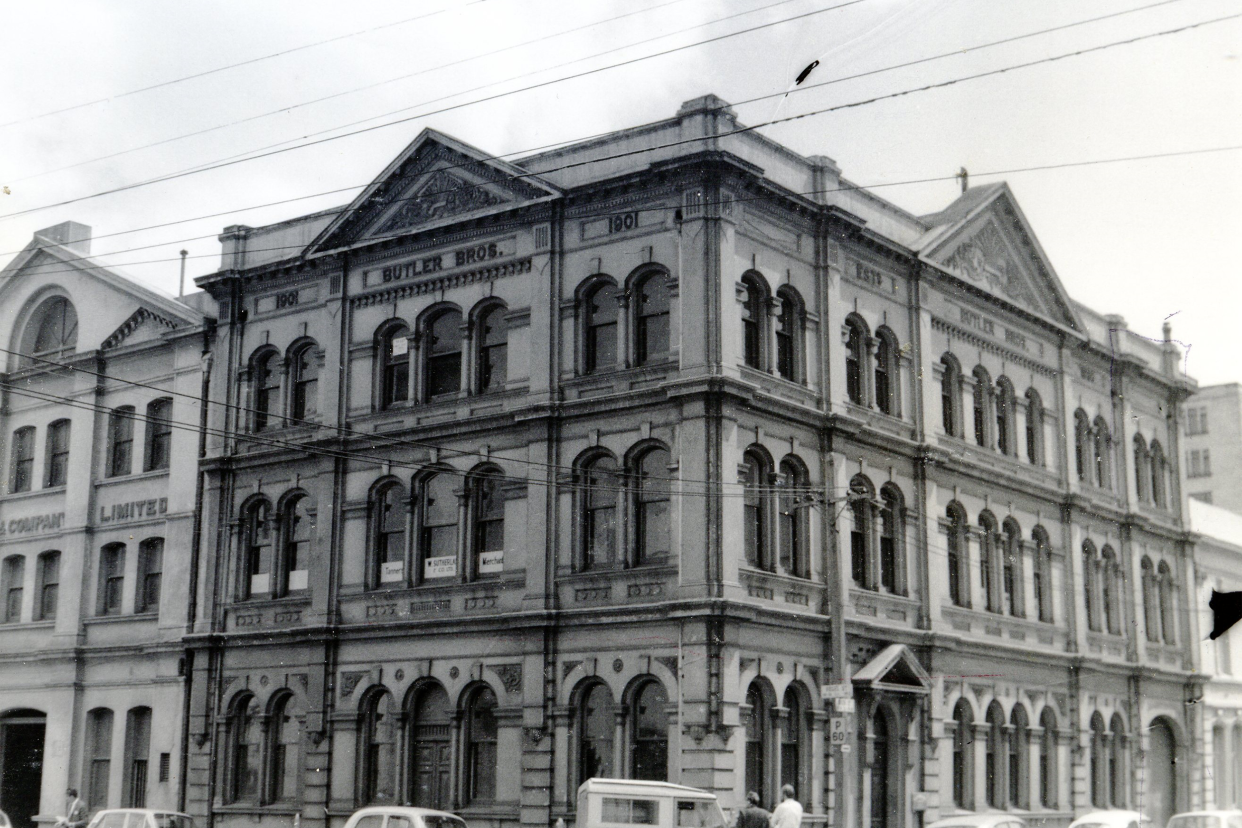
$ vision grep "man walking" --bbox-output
[769,785,802,828]
[735,792,769,828]
[58,789,88,828]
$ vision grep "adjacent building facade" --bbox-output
[0,223,213,828]
[180,96,1202,828]
[1181,383,1242,513]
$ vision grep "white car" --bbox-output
[1167,812,1242,828]
[341,807,467,828]
[1,809,10,828]
[1069,811,1153,828]
[927,814,1028,828]
[86,811,193,828]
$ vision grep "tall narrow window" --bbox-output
[845,319,866,405]
[947,505,967,607]
[952,700,973,808]
[1010,706,1029,808]
[252,352,279,432]
[879,485,902,594]
[632,681,669,782]
[996,379,1015,456]
[122,707,151,808]
[136,538,163,614]
[1150,441,1167,508]
[743,683,769,804]
[228,695,260,803]
[941,355,961,437]
[972,367,991,447]
[634,448,671,565]
[409,685,451,809]
[1,556,24,623]
[778,459,808,578]
[1158,561,1176,644]
[1003,520,1022,617]
[1109,715,1126,806]
[743,451,769,571]
[1102,547,1120,635]
[775,292,799,382]
[875,329,898,415]
[379,324,410,409]
[1074,410,1091,482]
[1134,435,1149,502]
[742,278,766,370]
[585,283,619,374]
[1094,417,1113,490]
[781,688,803,794]
[578,683,615,783]
[290,345,318,420]
[464,687,498,803]
[1083,542,1099,632]
[472,471,505,577]
[1040,708,1058,808]
[21,296,78,364]
[581,455,618,570]
[243,499,273,600]
[104,406,135,478]
[986,703,1006,808]
[1033,528,1052,623]
[476,305,508,393]
[281,496,311,594]
[1025,389,1043,464]
[980,514,998,613]
[372,483,407,587]
[1090,714,1106,807]
[850,477,873,588]
[1141,558,1159,642]
[424,310,463,400]
[45,419,70,488]
[267,693,301,804]
[142,398,172,471]
[36,551,59,621]
[359,690,397,804]
[98,543,126,616]
[86,708,114,810]
[419,474,458,580]
[9,427,35,493]
[635,273,670,365]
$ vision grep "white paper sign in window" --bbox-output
[381,561,405,583]
[249,573,270,595]
[287,569,308,591]
[424,556,457,579]
[478,550,504,574]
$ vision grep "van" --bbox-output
[576,779,727,828]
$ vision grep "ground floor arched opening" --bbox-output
[0,709,46,828]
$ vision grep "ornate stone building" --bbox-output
[0,223,213,828]
[185,96,1201,828]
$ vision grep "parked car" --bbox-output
[1167,812,1242,828]
[927,814,1029,828]
[86,811,193,828]
[1069,812,1153,828]
[1,809,10,828]
[341,807,467,828]
[577,779,727,828]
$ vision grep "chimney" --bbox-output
[35,221,92,255]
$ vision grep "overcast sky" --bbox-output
[1,0,1238,384]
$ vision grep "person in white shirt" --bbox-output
[769,785,802,828]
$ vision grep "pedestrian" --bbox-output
[58,789,88,828]
[769,785,802,828]
[735,792,769,828]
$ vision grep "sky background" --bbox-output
[0,0,1238,384]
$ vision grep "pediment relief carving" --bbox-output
[941,219,1045,314]
[375,168,508,237]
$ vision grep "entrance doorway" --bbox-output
[0,710,47,828]
[1143,719,1177,827]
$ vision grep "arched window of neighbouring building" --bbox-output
[20,295,78,365]
[995,377,1017,457]
[576,682,615,786]
[1074,409,1091,482]
[1002,519,1023,618]
[250,350,280,433]
[979,512,999,613]
[743,682,770,805]
[874,327,900,416]
[1093,416,1113,490]
[1090,713,1107,808]
[845,316,869,406]
[1102,546,1121,635]
[1133,434,1150,502]
[1025,388,1044,465]
[1083,541,1101,632]
[1158,561,1177,644]
[1141,557,1159,641]
[226,694,260,804]
[1110,713,1127,807]
[1150,440,1168,507]
[631,680,669,782]
[972,366,992,448]
[1032,527,1053,623]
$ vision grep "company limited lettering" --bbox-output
[0,512,65,537]
[99,498,168,524]
[376,239,509,286]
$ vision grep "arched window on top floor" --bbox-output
[995,377,1017,457]
[845,316,869,406]
[874,326,900,416]
[1025,387,1044,465]
[946,503,968,608]
[475,303,508,394]
[1093,416,1113,490]
[377,321,410,410]
[634,270,670,366]
[741,274,768,371]
[940,354,963,438]
[19,295,78,366]
[1074,409,1092,483]
[1134,434,1150,503]
[585,280,620,375]
[775,288,805,384]
[972,366,992,448]
[423,308,463,401]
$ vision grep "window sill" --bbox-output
[213,805,303,816]
[95,468,169,487]
[83,613,157,625]
[233,593,312,608]
[0,619,55,629]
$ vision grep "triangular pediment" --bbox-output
[852,644,930,694]
[305,128,561,258]
[101,306,185,351]
[916,183,1081,332]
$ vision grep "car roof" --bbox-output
[348,807,463,819]
[927,815,1027,827]
[1071,813,1149,824]
[578,779,718,800]
[92,811,191,817]
[1171,813,1242,818]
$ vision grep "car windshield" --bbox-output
[153,815,192,828]
[1168,819,1220,828]
[676,801,725,828]
[422,817,467,828]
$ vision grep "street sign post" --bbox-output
[820,683,852,700]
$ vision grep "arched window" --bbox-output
[1040,707,1058,808]
[874,327,899,416]
[408,684,451,809]
[972,366,992,448]
[290,343,318,421]
[743,682,770,804]
[86,708,115,809]
[879,485,903,594]
[1083,541,1100,632]
[143,398,172,472]
[122,706,151,807]
[632,680,669,782]
[252,351,280,432]
[242,499,273,600]
[941,354,962,437]
[995,378,1016,456]
[371,482,407,588]
[1002,519,1023,618]
[136,537,163,614]
[1093,417,1113,490]
[850,476,874,589]
[418,473,458,581]
[845,317,868,405]
[280,495,312,595]
[778,458,809,578]
[634,447,671,566]
[775,289,803,383]
[359,689,397,805]
[741,276,767,370]
[35,550,59,621]
[9,426,35,493]
[634,271,670,366]
[577,682,615,784]
[580,454,619,571]
[476,304,508,393]
[2,556,24,623]
[1141,557,1159,642]
[464,686,498,804]
[1025,388,1044,465]
[952,699,974,809]
[227,694,260,803]
[1150,441,1168,508]
[45,418,71,487]
[266,692,302,804]
[947,504,968,608]
[1102,546,1120,635]
[107,406,136,477]
[471,469,505,578]
[424,309,463,400]
[585,282,619,374]
[20,295,78,366]
[1158,561,1176,644]
[1133,435,1150,502]
[980,513,999,613]
[378,322,410,409]
[98,543,126,616]
[1090,713,1107,807]
[781,687,803,795]
[1074,410,1091,482]
[986,702,1006,808]
[1010,706,1030,809]
[742,450,770,571]
[1032,527,1052,623]
[1109,714,1127,807]
[1214,726,1227,808]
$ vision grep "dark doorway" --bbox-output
[408,685,451,810]
[0,710,47,828]
[870,712,890,828]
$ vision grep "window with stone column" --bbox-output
[422,307,464,401]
